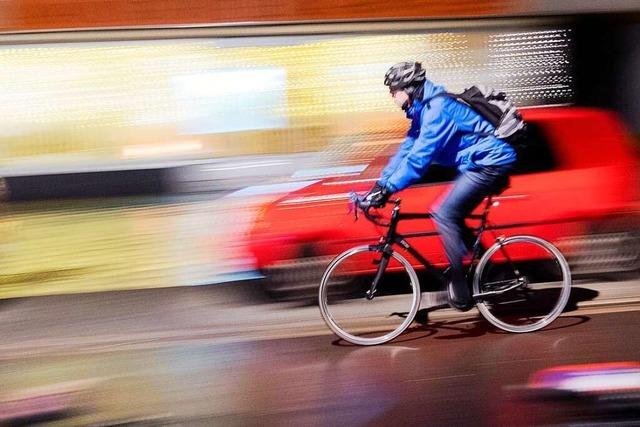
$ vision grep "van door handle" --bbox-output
[493,194,529,201]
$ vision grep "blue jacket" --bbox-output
[379,80,517,193]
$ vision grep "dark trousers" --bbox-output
[432,165,513,291]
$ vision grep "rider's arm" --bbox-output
[384,106,458,193]
[378,135,415,187]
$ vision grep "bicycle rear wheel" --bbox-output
[318,245,421,345]
[473,235,571,333]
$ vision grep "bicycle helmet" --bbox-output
[384,61,426,92]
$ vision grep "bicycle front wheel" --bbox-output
[319,245,421,345]
[473,235,572,333]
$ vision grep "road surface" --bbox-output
[0,279,639,426]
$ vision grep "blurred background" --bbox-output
[1,1,640,425]
[0,26,578,296]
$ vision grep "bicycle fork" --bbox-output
[366,244,393,300]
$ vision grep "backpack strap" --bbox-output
[425,92,465,107]
[426,92,493,138]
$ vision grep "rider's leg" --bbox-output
[432,166,511,310]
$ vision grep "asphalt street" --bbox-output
[0,278,639,426]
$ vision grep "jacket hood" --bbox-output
[421,79,447,101]
[404,79,447,121]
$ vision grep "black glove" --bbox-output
[364,183,391,208]
[366,182,385,198]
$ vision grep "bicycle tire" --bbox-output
[318,245,421,345]
[473,235,572,333]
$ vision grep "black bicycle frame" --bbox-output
[365,196,500,299]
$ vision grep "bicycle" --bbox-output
[318,192,572,345]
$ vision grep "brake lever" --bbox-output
[348,191,360,221]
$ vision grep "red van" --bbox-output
[247,107,640,299]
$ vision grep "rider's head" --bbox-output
[384,61,426,111]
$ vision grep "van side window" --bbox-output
[512,123,557,174]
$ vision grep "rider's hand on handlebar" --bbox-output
[363,184,391,208]
[365,182,384,198]
[348,190,399,225]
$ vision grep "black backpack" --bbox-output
[434,85,528,146]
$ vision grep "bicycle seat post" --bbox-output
[479,195,492,222]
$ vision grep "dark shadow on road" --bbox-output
[483,314,591,335]
[328,286,599,346]
[537,315,591,331]
[564,287,599,312]
[430,319,491,340]
[330,326,438,346]
[330,313,592,346]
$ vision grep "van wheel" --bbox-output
[557,230,640,277]
[262,245,358,302]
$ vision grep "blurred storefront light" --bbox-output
[0,27,573,167]
[121,141,203,159]
[172,68,288,134]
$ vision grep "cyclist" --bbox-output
[364,61,517,311]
